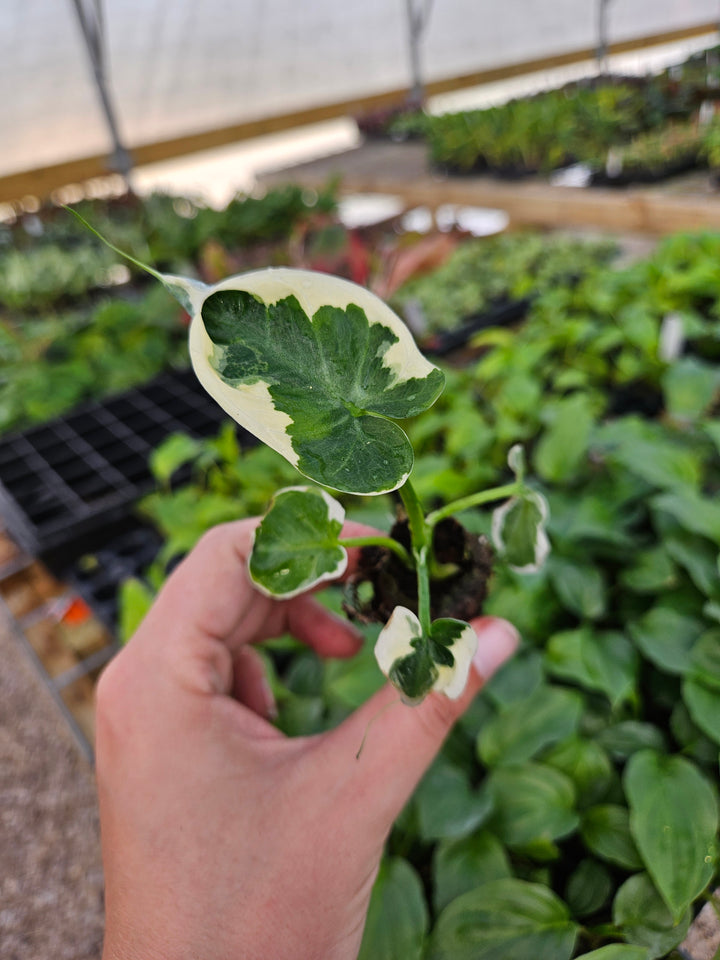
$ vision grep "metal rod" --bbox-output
[69,0,133,185]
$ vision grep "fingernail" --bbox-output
[472,618,520,682]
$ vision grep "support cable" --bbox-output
[69,0,133,186]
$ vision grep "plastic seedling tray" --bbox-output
[68,518,164,634]
[0,367,239,570]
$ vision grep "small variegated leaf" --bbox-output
[375,608,477,704]
[249,487,346,598]
[492,489,550,573]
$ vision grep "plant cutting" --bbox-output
[70,209,548,703]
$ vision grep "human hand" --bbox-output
[96,519,519,960]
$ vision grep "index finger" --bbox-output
[139,517,382,651]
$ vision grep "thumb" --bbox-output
[324,616,519,833]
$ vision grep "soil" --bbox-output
[343,516,494,625]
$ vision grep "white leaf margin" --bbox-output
[374,606,478,701]
[491,488,550,574]
[175,267,440,492]
[248,485,348,599]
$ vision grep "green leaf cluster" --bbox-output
[423,51,707,176]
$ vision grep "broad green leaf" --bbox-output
[625,750,718,921]
[415,761,492,842]
[543,737,614,808]
[662,357,720,421]
[628,607,703,675]
[477,685,583,767]
[581,805,643,871]
[594,417,702,492]
[619,547,677,594]
[190,269,444,494]
[546,628,637,707]
[565,858,613,917]
[117,577,155,644]
[534,394,595,482]
[357,858,428,960]
[652,489,720,544]
[491,489,550,572]
[612,873,691,958]
[427,878,578,960]
[433,830,512,913]
[483,647,544,707]
[249,487,346,597]
[687,628,720,689]
[149,432,205,485]
[574,947,649,960]
[665,531,719,597]
[486,762,579,852]
[595,721,666,761]
[375,608,477,703]
[682,677,720,746]
[549,558,606,619]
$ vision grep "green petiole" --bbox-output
[426,480,523,528]
[339,535,413,568]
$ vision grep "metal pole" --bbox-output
[404,0,434,108]
[596,0,614,76]
[69,0,133,186]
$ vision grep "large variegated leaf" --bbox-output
[185,269,444,494]
[62,211,444,496]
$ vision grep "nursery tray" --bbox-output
[64,518,163,634]
[0,367,234,569]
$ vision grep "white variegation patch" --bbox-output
[375,606,419,677]
[434,622,478,699]
[189,314,298,466]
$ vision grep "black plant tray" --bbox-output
[421,296,533,356]
[65,517,164,634]
[0,366,235,569]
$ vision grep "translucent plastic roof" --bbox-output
[0,0,717,180]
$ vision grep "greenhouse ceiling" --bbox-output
[0,0,717,201]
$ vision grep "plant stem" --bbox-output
[399,479,432,635]
[339,535,413,568]
[426,481,522,529]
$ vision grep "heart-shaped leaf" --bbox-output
[477,684,583,767]
[357,858,428,960]
[188,269,444,494]
[612,873,691,958]
[374,608,477,703]
[624,749,718,922]
[249,487,346,597]
[427,878,578,960]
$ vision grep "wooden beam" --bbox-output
[0,19,716,206]
[261,141,720,236]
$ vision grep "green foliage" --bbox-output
[122,221,720,955]
[391,231,617,334]
[357,858,428,960]
[0,186,338,434]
